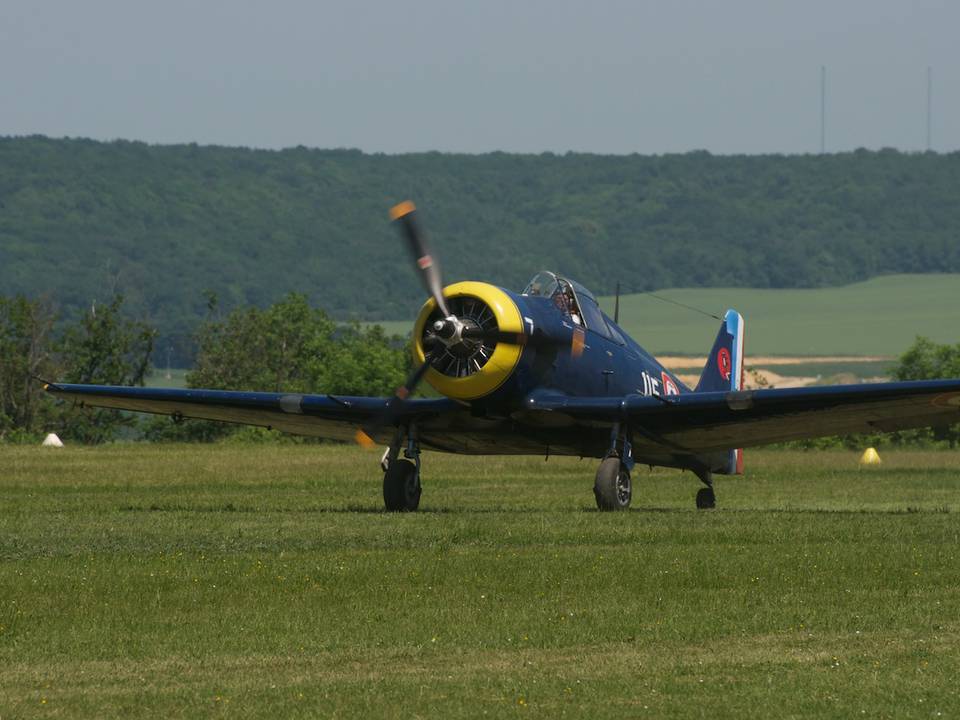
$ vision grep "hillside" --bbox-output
[2,137,959,360]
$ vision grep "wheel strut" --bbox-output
[382,425,422,512]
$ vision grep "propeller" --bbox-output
[356,200,585,448]
[356,202,452,448]
[436,324,582,355]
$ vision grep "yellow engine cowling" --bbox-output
[412,281,524,401]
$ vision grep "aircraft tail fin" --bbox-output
[695,309,745,474]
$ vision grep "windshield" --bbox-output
[521,271,561,297]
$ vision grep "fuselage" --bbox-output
[493,289,687,402]
[412,272,689,415]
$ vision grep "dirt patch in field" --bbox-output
[673,369,815,389]
[659,355,892,368]
[665,354,893,389]
[743,369,817,389]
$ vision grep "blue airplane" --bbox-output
[46,202,960,512]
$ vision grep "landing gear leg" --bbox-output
[380,429,400,472]
[594,423,634,511]
[382,426,421,512]
[694,468,716,510]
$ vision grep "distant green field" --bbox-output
[599,274,960,356]
[366,319,414,338]
[2,445,959,717]
[370,274,960,357]
[145,368,189,389]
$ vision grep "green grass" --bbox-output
[597,274,960,356]
[2,444,959,717]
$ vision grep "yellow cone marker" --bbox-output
[859,447,882,467]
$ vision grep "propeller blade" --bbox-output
[355,354,434,448]
[390,201,451,318]
[460,326,528,345]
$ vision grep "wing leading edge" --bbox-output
[44,383,459,444]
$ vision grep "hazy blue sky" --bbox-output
[2,0,956,154]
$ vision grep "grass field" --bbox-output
[2,444,959,718]
[370,273,960,358]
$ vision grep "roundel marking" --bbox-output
[717,347,732,381]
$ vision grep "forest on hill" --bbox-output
[1,136,958,361]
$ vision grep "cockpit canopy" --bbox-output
[521,271,563,299]
[521,271,625,344]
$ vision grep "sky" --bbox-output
[2,0,957,154]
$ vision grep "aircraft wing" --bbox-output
[44,379,960,457]
[44,383,459,444]
[524,379,960,452]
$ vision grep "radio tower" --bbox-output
[820,66,826,154]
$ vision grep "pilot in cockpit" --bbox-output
[555,286,582,326]
[523,271,582,326]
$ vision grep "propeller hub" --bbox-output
[430,316,480,356]
[432,317,459,339]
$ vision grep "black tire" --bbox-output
[594,457,631,511]
[383,458,421,512]
[696,487,716,510]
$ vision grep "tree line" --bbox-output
[2,137,960,363]
[0,293,409,444]
[0,294,154,443]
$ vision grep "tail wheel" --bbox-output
[594,457,631,511]
[383,459,421,512]
[696,487,716,510]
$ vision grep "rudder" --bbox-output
[695,309,745,474]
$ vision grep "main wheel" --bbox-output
[383,458,421,512]
[594,457,631,511]
[695,487,716,510]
